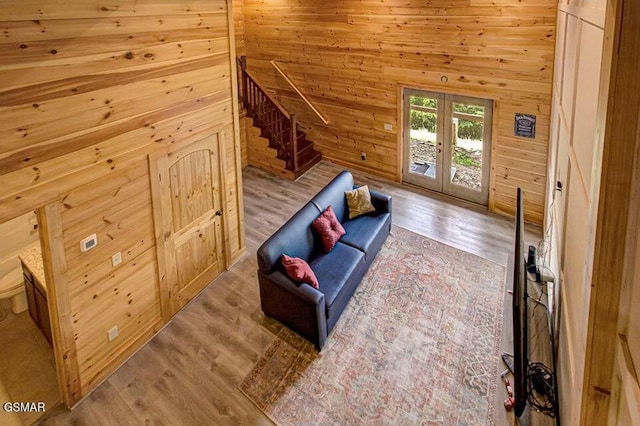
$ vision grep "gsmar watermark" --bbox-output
[3,401,46,412]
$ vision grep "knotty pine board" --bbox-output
[239,0,557,223]
[233,0,246,56]
[57,158,162,398]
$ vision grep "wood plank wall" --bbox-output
[239,0,557,223]
[0,0,244,407]
[0,211,39,274]
[233,0,246,56]
[59,159,161,395]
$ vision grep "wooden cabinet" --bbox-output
[35,288,52,345]
[20,260,52,346]
[23,272,38,324]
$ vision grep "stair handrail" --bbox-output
[237,56,299,171]
[245,69,291,119]
[270,60,330,125]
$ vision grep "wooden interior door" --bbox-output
[150,136,224,316]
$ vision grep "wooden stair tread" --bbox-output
[293,149,322,179]
[298,148,321,164]
[297,138,313,153]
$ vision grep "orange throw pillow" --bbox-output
[311,206,346,253]
[281,254,319,289]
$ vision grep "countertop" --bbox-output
[18,243,46,292]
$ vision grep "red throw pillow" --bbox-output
[281,254,319,289]
[312,205,346,253]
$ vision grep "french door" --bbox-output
[402,89,493,205]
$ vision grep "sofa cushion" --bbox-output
[309,242,365,314]
[310,171,354,223]
[257,203,320,274]
[341,213,392,259]
[312,206,346,253]
[281,254,319,289]
[345,185,376,219]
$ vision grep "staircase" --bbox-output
[237,57,322,180]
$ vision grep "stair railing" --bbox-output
[270,60,329,125]
[237,56,298,171]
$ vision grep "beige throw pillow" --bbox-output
[345,185,376,219]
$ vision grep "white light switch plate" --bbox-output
[112,252,122,267]
[384,123,392,131]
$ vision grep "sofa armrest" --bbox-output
[369,189,392,214]
[258,270,328,350]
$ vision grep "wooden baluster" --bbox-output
[256,90,260,118]
[291,115,298,171]
[269,104,273,145]
[277,110,281,152]
[250,79,254,107]
[281,116,286,167]
[282,114,286,161]
[269,106,274,146]
[249,80,254,114]
[278,115,284,161]
[237,59,242,104]
[245,79,250,113]
[242,70,247,107]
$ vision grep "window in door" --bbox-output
[402,89,493,205]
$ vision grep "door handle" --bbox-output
[215,209,223,216]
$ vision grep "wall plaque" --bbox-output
[514,113,536,138]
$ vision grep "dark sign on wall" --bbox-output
[514,113,536,138]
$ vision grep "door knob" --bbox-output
[215,209,223,216]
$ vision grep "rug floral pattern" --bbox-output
[241,226,505,425]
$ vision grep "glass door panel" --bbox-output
[443,96,492,204]
[403,90,443,191]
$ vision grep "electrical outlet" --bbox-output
[384,123,392,131]
[111,252,122,267]
[361,152,366,161]
[108,325,119,342]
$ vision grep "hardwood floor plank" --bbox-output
[39,161,541,426]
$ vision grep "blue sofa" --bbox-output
[256,171,392,349]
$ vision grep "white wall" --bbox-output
[546,0,607,424]
[548,0,640,423]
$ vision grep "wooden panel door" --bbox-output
[150,136,224,316]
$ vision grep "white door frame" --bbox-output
[402,88,493,205]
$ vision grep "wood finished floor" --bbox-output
[39,161,545,425]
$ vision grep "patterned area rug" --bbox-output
[241,226,505,425]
